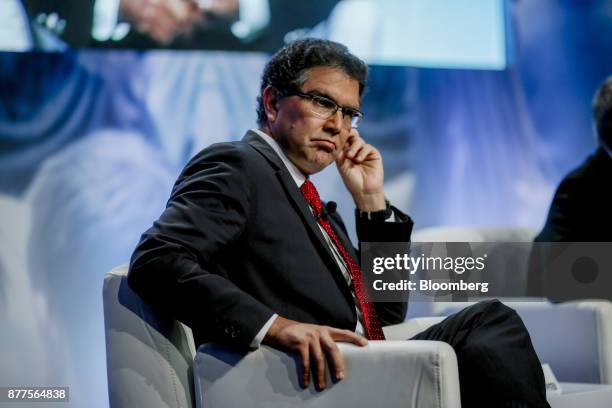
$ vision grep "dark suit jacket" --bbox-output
[128,131,413,349]
[535,147,612,242]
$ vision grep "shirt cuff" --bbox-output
[356,205,413,242]
[249,313,278,348]
[385,211,398,223]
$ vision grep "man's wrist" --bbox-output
[263,316,295,345]
[353,192,386,212]
[250,313,278,348]
[357,199,392,221]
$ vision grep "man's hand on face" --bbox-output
[263,316,368,390]
[336,130,387,211]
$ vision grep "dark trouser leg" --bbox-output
[410,300,550,408]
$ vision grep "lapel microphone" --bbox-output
[322,201,337,219]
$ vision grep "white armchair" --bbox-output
[103,265,461,408]
[103,264,612,407]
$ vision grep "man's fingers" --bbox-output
[162,0,190,23]
[320,333,345,381]
[136,0,201,43]
[309,339,327,389]
[138,5,173,41]
[355,145,373,162]
[347,128,360,145]
[346,139,364,159]
[344,129,363,156]
[163,0,203,32]
[149,20,177,44]
[329,328,369,346]
[264,319,367,390]
[298,346,310,388]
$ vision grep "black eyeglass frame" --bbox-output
[279,89,365,129]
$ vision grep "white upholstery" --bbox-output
[425,299,612,385]
[103,265,462,408]
[103,265,196,408]
[388,318,612,407]
[562,301,612,384]
[384,317,446,340]
[548,383,612,408]
[410,226,612,386]
[194,341,461,408]
[104,264,612,407]
[412,226,537,243]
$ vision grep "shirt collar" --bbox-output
[252,128,307,187]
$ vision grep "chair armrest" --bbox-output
[193,340,460,408]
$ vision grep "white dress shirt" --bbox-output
[249,129,368,347]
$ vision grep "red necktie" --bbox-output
[300,179,386,340]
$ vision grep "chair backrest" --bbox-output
[431,301,604,383]
[412,226,537,243]
[565,300,612,384]
[103,264,196,408]
[409,228,612,385]
[408,227,538,318]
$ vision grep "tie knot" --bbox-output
[300,179,324,218]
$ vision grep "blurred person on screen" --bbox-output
[18,0,339,50]
[21,0,202,46]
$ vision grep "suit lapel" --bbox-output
[328,216,360,265]
[244,131,355,299]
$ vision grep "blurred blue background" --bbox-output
[2,1,612,406]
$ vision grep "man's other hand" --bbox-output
[263,316,368,390]
[336,129,387,212]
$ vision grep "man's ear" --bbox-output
[262,85,281,124]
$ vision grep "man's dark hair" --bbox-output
[256,38,368,126]
[592,76,612,150]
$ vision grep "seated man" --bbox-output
[529,78,612,297]
[129,38,549,408]
[535,77,612,242]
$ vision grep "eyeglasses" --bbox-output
[283,90,364,129]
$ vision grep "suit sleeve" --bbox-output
[128,143,275,349]
[530,177,584,295]
[355,206,414,326]
[535,177,584,242]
